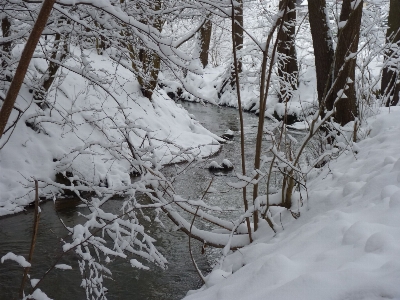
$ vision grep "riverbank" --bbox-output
[0,50,223,217]
[184,107,400,300]
[0,101,263,299]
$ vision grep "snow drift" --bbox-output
[184,108,400,300]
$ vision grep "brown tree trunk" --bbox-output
[0,0,56,139]
[252,0,290,230]
[326,0,362,126]
[381,0,400,107]
[199,18,212,68]
[95,21,108,55]
[1,16,12,82]
[277,0,298,103]
[227,0,243,87]
[125,0,163,100]
[308,0,334,107]
[34,30,69,106]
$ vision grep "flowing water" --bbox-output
[0,101,273,300]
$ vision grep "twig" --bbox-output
[188,177,214,285]
[230,0,252,243]
[19,180,41,298]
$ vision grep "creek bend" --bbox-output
[0,101,274,300]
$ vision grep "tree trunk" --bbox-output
[233,0,243,77]
[326,0,362,126]
[308,0,334,107]
[95,21,108,55]
[228,0,244,88]
[1,16,12,82]
[276,0,298,103]
[125,0,163,100]
[199,18,212,68]
[381,0,400,107]
[0,0,56,139]
[34,30,69,106]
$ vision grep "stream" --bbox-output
[0,101,271,300]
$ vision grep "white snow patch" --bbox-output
[55,264,72,270]
[1,252,31,268]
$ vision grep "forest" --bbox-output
[0,0,400,299]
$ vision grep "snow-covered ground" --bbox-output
[184,107,400,300]
[0,49,222,216]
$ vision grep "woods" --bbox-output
[1,0,400,299]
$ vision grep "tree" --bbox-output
[308,0,334,107]
[326,0,363,126]
[123,0,164,100]
[1,15,12,82]
[219,0,243,94]
[0,0,56,139]
[232,0,244,79]
[381,0,400,107]
[34,18,70,106]
[199,16,212,68]
[276,0,298,103]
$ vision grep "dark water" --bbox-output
[173,102,273,214]
[0,102,267,300]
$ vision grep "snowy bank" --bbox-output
[0,50,222,217]
[184,107,400,300]
[161,63,318,126]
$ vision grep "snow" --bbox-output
[208,161,223,169]
[221,159,233,168]
[24,289,53,300]
[30,279,40,288]
[184,107,400,300]
[204,269,232,288]
[55,264,72,270]
[1,252,31,268]
[130,259,150,270]
[224,129,234,136]
[287,121,309,131]
[0,47,222,216]
[273,101,314,120]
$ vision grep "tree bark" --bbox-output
[277,0,298,103]
[34,29,69,106]
[1,16,12,82]
[125,0,163,100]
[381,0,400,107]
[0,0,56,139]
[326,0,362,126]
[226,0,243,89]
[308,0,334,107]
[199,18,212,68]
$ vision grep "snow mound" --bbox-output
[0,49,222,216]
